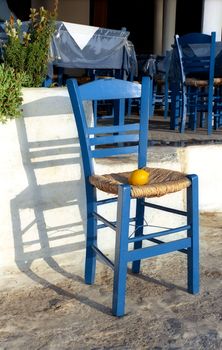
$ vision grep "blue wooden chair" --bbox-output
[174,32,218,134]
[152,51,172,119]
[67,77,199,316]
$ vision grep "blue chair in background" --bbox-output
[88,69,124,126]
[174,32,218,134]
[67,76,199,316]
[152,52,172,119]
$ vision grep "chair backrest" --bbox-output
[174,32,216,83]
[67,77,151,179]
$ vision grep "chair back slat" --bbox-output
[178,32,212,45]
[67,77,151,178]
[79,78,142,100]
[88,123,140,135]
[91,145,139,158]
[89,133,139,146]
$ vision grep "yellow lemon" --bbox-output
[129,169,150,185]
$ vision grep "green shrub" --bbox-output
[0,64,25,123]
[0,3,58,123]
[4,6,56,87]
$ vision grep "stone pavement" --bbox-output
[0,213,221,349]
[145,115,222,146]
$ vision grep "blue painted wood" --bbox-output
[91,145,139,158]
[88,123,140,135]
[152,52,172,120]
[114,99,125,126]
[128,224,191,243]
[127,238,191,262]
[93,211,116,231]
[112,184,131,316]
[174,32,216,134]
[148,238,188,254]
[67,76,199,316]
[96,197,118,205]
[143,202,187,216]
[97,216,136,230]
[138,77,151,167]
[170,82,181,130]
[89,133,139,146]
[92,245,114,270]
[187,174,199,294]
[79,78,142,100]
[84,185,97,285]
[131,198,144,273]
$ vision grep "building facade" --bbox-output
[2,0,222,55]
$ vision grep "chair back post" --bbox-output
[174,34,185,84]
[138,76,151,168]
[174,34,187,132]
[208,31,216,134]
[67,79,95,179]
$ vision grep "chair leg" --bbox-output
[186,174,199,294]
[180,87,187,133]
[85,186,97,285]
[132,198,145,273]
[164,80,169,119]
[112,185,131,317]
[170,82,180,130]
[207,84,214,135]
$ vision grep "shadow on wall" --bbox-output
[22,95,73,117]
[9,97,111,315]
[10,112,85,263]
[6,98,104,312]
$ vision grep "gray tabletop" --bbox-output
[50,22,138,76]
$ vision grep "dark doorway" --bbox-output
[91,0,154,55]
[91,0,204,55]
[176,0,203,36]
[7,0,31,20]
[107,0,154,55]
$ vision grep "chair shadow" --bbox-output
[9,113,111,315]
[128,269,187,293]
[17,259,111,315]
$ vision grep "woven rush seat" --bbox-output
[89,167,191,198]
[185,77,222,87]
[213,77,222,86]
[185,77,208,87]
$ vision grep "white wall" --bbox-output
[202,0,222,40]
[1,87,222,270]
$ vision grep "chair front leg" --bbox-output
[85,184,97,285]
[112,184,131,317]
[132,198,145,273]
[186,174,199,294]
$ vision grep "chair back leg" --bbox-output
[85,186,97,285]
